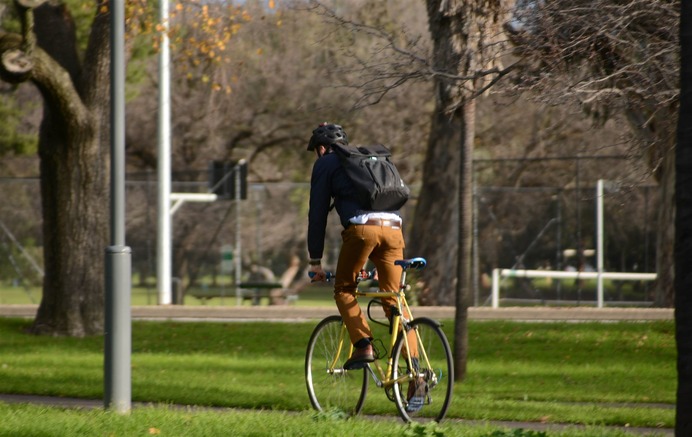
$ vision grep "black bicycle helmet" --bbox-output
[307,122,348,151]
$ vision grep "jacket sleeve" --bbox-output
[307,159,332,260]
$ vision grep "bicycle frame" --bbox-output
[306,256,452,423]
[333,268,424,390]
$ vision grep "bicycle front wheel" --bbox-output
[305,315,368,416]
[392,317,453,423]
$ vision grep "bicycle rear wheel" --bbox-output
[392,317,453,423]
[305,315,368,416]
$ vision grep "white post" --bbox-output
[491,268,500,308]
[165,193,217,304]
[596,179,604,309]
[157,0,172,305]
[170,193,218,215]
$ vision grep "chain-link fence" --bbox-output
[473,157,659,306]
[0,162,659,306]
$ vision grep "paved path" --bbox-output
[0,304,674,322]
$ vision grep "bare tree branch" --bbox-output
[308,0,515,109]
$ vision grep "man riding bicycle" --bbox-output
[305,122,417,370]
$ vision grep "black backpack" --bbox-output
[331,143,410,211]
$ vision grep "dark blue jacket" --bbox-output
[308,152,365,260]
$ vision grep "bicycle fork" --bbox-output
[328,324,354,375]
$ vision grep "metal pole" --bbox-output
[255,186,263,261]
[105,0,131,413]
[555,193,562,301]
[575,156,582,302]
[104,246,131,412]
[491,268,500,308]
[157,0,172,305]
[596,179,604,308]
[644,186,650,272]
[235,160,245,305]
[472,178,479,306]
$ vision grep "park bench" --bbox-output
[185,282,296,306]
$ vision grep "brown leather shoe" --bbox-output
[343,344,375,370]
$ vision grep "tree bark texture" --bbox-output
[408,108,462,306]
[409,0,470,306]
[676,0,692,433]
[0,2,111,336]
[625,106,677,307]
[409,0,511,381]
[413,0,508,381]
[454,99,475,381]
[411,0,508,306]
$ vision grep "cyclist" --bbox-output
[305,122,418,371]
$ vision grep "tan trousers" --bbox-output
[333,223,417,357]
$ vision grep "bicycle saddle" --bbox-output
[395,258,427,270]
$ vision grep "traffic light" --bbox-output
[208,160,247,200]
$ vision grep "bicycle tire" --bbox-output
[305,315,368,416]
[391,317,454,423]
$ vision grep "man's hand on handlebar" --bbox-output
[309,264,327,282]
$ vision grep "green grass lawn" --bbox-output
[0,403,664,437]
[0,317,675,436]
[0,403,671,437]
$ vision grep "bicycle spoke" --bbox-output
[305,316,368,416]
[392,318,453,423]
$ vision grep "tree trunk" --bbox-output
[409,0,470,305]
[408,109,461,305]
[676,0,692,432]
[0,2,111,336]
[454,98,475,381]
[625,105,677,307]
[411,0,507,382]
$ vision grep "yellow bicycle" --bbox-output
[305,258,453,423]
